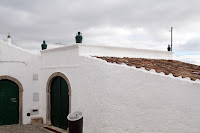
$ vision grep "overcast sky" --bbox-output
[0,0,200,64]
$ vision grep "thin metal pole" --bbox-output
[171,27,173,51]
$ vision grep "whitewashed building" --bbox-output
[0,35,200,133]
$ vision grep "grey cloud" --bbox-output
[0,0,200,55]
[178,38,200,53]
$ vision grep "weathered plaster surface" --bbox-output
[78,56,200,133]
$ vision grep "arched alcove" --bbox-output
[46,72,71,126]
[0,75,23,124]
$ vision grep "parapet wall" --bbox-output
[79,44,173,59]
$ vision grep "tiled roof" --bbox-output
[95,56,200,81]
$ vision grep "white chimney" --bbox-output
[7,33,11,44]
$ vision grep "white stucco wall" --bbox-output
[40,44,80,124]
[78,56,200,133]
[79,44,173,59]
[0,40,42,124]
[1,41,200,133]
[0,40,32,62]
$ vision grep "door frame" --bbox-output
[46,72,71,125]
[0,75,23,125]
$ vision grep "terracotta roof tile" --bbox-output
[95,56,200,81]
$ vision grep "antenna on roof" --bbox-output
[169,27,173,52]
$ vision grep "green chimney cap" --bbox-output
[75,32,83,43]
[167,44,171,51]
[41,40,47,50]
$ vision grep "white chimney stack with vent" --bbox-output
[7,33,11,44]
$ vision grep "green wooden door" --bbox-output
[51,76,69,130]
[0,79,19,125]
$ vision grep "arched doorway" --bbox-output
[46,72,71,130]
[51,76,69,129]
[0,76,23,125]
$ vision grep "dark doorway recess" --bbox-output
[0,79,19,125]
[51,76,69,130]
